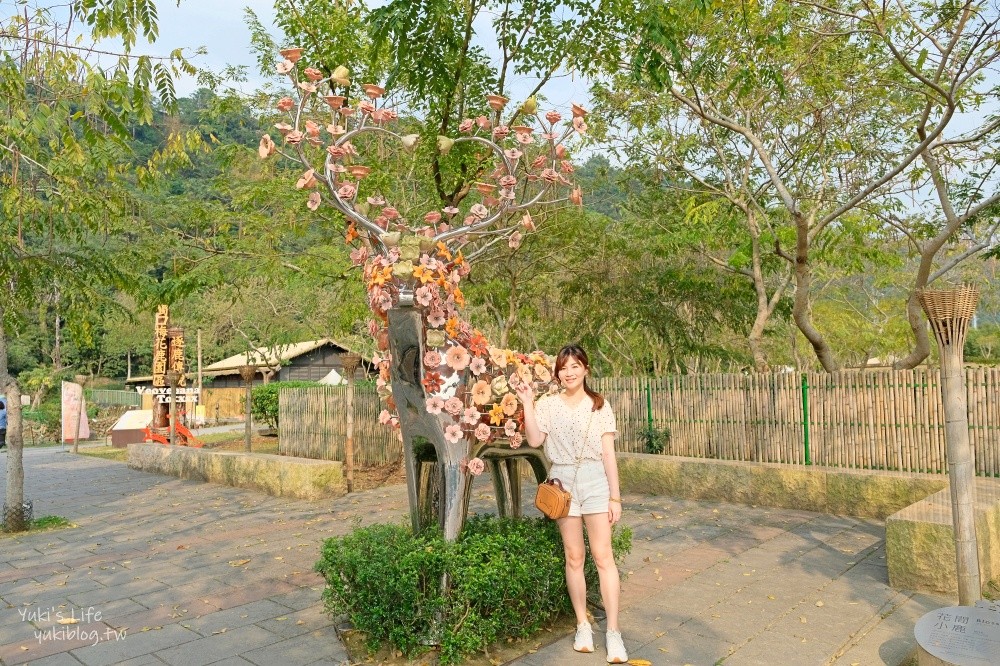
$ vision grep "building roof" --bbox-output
[126,338,370,384]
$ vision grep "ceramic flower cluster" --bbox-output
[259,48,586,473]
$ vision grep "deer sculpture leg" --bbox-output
[389,306,474,540]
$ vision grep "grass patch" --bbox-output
[78,446,128,462]
[32,515,72,530]
[2,515,74,536]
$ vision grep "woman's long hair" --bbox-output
[554,344,604,411]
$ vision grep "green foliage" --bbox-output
[314,517,632,664]
[31,515,71,530]
[642,425,671,455]
[250,381,323,429]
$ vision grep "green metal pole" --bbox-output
[801,373,811,465]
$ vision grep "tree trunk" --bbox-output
[0,313,28,532]
[894,290,931,369]
[793,213,838,372]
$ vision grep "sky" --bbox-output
[145,0,592,108]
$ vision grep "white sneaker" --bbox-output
[606,629,628,664]
[573,621,594,653]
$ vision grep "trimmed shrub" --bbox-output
[314,516,632,664]
[250,381,321,429]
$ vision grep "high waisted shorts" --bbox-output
[548,461,610,517]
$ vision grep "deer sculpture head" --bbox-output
[259,48,588,538]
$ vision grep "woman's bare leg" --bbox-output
[583,512,620,630]
[558,515,588,624]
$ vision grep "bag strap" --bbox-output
[568,407,595,497]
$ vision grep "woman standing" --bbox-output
[515,344,628,664]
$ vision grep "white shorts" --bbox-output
[549,461,610,517]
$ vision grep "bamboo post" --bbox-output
[239,365,257,453]
[340,353,362,493]
[918,284,981,605]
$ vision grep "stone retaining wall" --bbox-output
[886,479,1000,595]
[617,453,947,519]
[128,442,345,500]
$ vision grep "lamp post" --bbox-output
[918,285,981,605]
[340,353,362,493]
[166,370,181,446]
[239,365,257,453]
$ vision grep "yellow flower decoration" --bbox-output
[488,403,505,426]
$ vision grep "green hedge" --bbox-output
[250,381,321,429]
[314,516,632,664]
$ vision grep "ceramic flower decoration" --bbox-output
[259,47,590,471]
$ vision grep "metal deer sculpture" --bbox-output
[260,48,587,539]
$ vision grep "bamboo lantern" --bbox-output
[917,284,980,605]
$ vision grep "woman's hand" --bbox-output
[514,380,535,405]
[608,501,622,525]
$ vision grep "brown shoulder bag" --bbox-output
[534,408,594,520]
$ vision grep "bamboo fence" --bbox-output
[279,385,401,465]
[594,368,999,476]
[277,368,1000,476]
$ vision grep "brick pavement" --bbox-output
[0,448,951,665]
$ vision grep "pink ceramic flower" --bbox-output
[445,345,471,371]
[464,407,481,425]
[445,397,464,416]
[304,67,324,81]
[492,125,510,140]
[350,246,369,267]
[521,213,535,231]
[470,203,489,219]
[423,350,442,368]
[307,191,321,211]
[426,397,445,414]
[445,424,463,444]
[276,97,295,112]
[428,309,446,328]
[545,110,562,124]
[571,102,588,118]
[276,59,294,74]
[379,409,392,425]
[509,433,523,449]
[504,419,518,437]
[504,148,523,160]
[474,424,491,442]
[415,286,434,307]
[569,188,583,206]
[475,116,491,129]
[459,118,475,133]
[296,169,317,189]
[467,457,486,475]
[383,207,400,220]
[573,116,588,134]
[469,357,487,376]
[508,232,523,249]
[337,183,357,199]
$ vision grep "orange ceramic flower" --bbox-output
[445,317,461,339]
[279,47,303,64]
[471,380,492,406]
[345,222,360,244]
[422,371,444,393]
[500,393,518,416]
[436,242,452,261]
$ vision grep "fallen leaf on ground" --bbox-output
[228,559,251,567]
[57,618,79,625]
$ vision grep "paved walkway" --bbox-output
[0,448,950,665]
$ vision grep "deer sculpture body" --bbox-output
[260,49,586,539]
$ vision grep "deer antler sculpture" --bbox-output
[259,48,587,539]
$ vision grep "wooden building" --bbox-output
[126,338,373,389]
